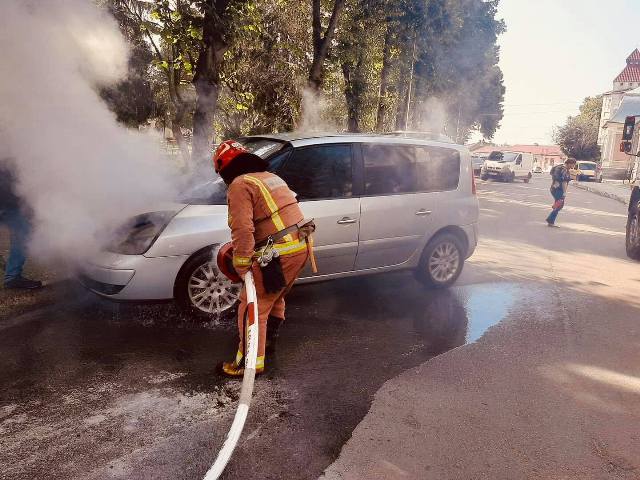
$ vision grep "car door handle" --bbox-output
[337,217,357,225]
[415,209,432,216]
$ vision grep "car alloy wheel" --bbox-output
[428,241,460,284]
[188,261,240,314]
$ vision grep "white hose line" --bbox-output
[203,270,259,480]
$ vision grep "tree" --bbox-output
[554,96,603,160]
[308,0,345,92]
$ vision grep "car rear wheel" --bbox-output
[175,248,241,318]
[627,199,640,261]
[523,173,531,183]
[415,233,465,288]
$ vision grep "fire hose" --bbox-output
[202,270,259,480]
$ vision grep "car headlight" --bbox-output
[107,211,177,255]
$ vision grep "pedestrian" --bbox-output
[0,159,42,289]
[212,140,314,378]
[546,158,576,227]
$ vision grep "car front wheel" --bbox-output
[627,199,640,261]
[415,233,465,288]
[175,248,241,318]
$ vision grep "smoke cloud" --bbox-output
[0,0,179,261]
[296,88,340,133]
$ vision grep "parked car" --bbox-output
[533,165,543,174]
[570,161,603,182]
[471,155,486,177]
[79,134,479,317]
[626,167,640,260]
[480,151,533,183]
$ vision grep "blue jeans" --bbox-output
[546,187,565,224]
[0,208,31,283]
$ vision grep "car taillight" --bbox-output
[471,167,477,195]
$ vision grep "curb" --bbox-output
[572,182,629,206]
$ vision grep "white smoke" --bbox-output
[296,88,340,133]
[0,0,179,261]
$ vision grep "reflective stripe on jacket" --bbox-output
[227,172,304,273]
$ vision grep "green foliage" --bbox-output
[554,96,603,161]
[106,0,506,145]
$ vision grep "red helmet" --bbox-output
[216,242,242,283]
[213,140,248,173]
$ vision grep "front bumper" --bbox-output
[79,251,190,301]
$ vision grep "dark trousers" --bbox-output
[546,187,565,225]
[0,208,31,283]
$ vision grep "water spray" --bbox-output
[202,270,259,479]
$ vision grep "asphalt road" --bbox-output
[1,176,637,480]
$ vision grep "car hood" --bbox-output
[484,160,511,168]
[144,203,232,257]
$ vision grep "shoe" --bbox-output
[218,354,265,378]
[4,276,43,290]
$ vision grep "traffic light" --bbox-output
[623,115,636,141]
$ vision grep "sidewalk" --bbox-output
[572,179,633,205]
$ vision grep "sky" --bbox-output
[488,0,640,145]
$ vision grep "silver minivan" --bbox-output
[80,133,479,316]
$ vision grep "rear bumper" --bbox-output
[461,223,479,258]
[78,251,190,301]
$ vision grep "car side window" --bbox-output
[414,146,460,192]
[277,144,353,200]
[363,145,415,195]
[363,144,460,195]
[516,154,522,166]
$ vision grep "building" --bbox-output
[471,144,566,170]
[598,49,640,169]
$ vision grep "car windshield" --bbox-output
[178,178,227,205]
[487,151,518,163]
[578,162,596,170]
[237,138,286,159]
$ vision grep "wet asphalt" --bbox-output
[0,176,630,480]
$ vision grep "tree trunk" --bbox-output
[192,0,230,168]
[394,33,414,130]
[308,0,345,92]
[376,21,394,132]
[342,63,359,133]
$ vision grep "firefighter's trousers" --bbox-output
[236,250,308,365]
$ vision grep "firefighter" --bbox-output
[213,140,311,377]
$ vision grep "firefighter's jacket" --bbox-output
[227,171,305,275]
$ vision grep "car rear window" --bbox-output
[363,144,460,195]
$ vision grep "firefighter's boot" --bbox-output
[266,316,284,353]
[219,351,265,378]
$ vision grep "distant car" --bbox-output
[471,155,486,177]
[480,151,534,183]
[533,166,543,174]
[79,133,480,317]
[570,161,602,182]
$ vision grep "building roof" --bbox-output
[614,49,640,83]
[604,95,640,126]
[472,144,564,156]
[628,48,640,63]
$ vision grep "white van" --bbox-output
[480,151,534,183]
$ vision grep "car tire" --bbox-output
[524,173,531,183]
[626,199,640,261]
[507,172,515,183]
[415,233,465,289]
[480,174,488,181]
[174,248,241,318]
[598,177,603,183]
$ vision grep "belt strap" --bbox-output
[255,219,315,249]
